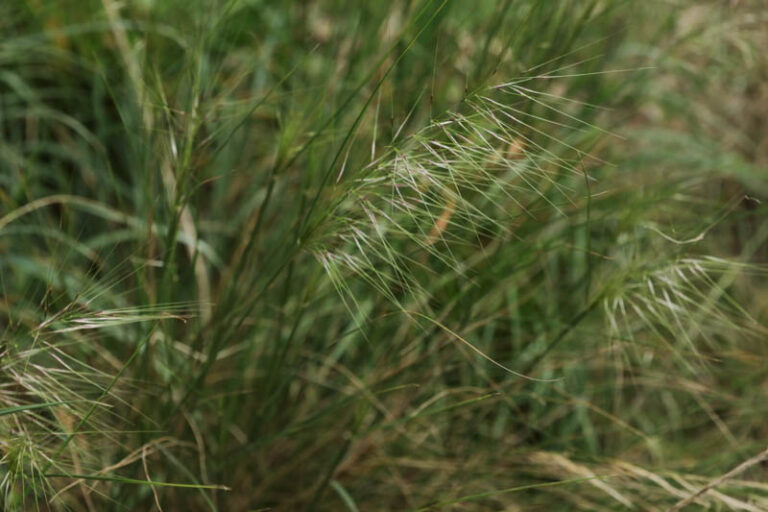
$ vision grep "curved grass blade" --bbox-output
[0,401,74,417]
[43,473,230,491]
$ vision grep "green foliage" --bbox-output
[1,0,766,510]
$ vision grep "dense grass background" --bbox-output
[1,0,767,510]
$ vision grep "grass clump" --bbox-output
[1,0,767,510]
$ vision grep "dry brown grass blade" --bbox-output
[667,446,768,512]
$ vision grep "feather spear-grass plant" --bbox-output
[1,0,767,510]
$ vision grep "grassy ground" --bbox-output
[1,0,767,510]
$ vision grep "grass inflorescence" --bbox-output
[1,0,767,510]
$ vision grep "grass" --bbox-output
[1,0,767,510]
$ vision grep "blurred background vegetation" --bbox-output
[1,0,767,510]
